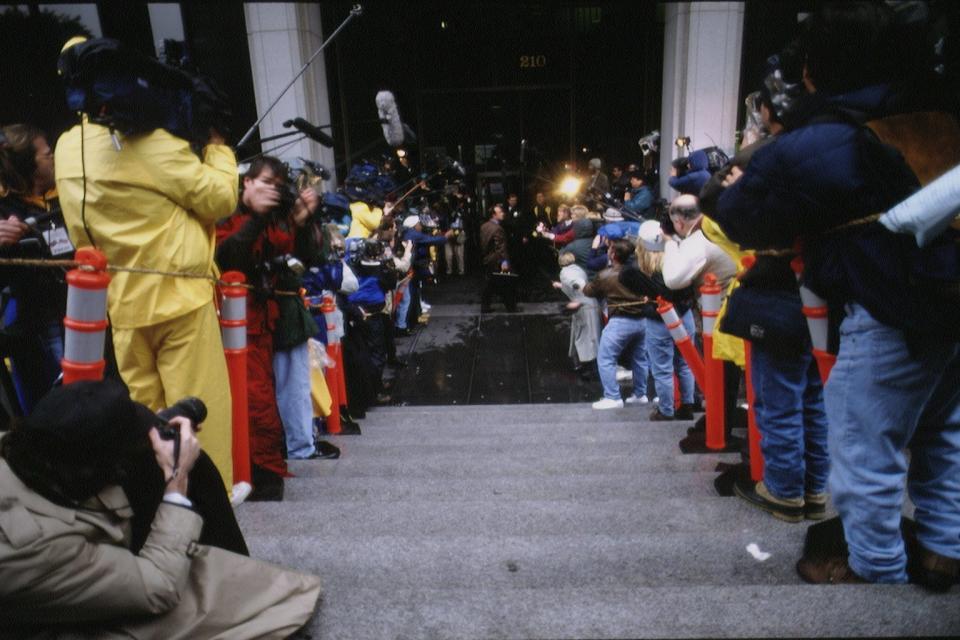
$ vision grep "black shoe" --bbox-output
[394,327,413,338]
[338,420,362,435]
[387,358,407,369]
[674,404,695,421]
[308,440,341,460]
[248,466,285,501]
[649,408,674,422]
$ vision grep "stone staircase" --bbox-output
[235,404,960,639]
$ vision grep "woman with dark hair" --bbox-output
[0,123,73,412]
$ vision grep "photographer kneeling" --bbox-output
[0,380,321,638]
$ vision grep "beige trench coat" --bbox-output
[0,460,321,639]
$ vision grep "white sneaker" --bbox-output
[421,301,432,312]
[625,395,649,404]
[230,481,252,507]
[592,397,624,410]
[615,367,632,383]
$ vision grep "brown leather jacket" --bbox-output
[583,264,655,318]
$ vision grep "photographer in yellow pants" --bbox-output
[56,120,238,492]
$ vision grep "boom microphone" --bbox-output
[375,90,406,147]
[283,117,335,148]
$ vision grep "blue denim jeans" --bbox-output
[645,312,695,417]
[750,343,829,500]
[826,304,960,583]
[273,342,316,459]
[395,283,411,329]
[597,315,648,401]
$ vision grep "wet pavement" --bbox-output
[388,274,603,405]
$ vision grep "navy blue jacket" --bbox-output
[402,227,447,275]
[714,87,960,340]
[669,150,711,196]
[622,186,654,218]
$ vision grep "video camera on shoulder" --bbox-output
[58,37,232,149]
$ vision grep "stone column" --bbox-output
[659,2,744,198]
[244,2,338,184]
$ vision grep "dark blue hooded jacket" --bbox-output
[669,150,711,196]
[714,86,960,340]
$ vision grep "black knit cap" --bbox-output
[21,379,164,461]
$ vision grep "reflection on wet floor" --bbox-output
[389,275,603,405]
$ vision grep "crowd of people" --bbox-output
[484,1,960,594]
[0,2,959,637]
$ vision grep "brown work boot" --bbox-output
[734,479,804,523]
[910,547,959,593]
[804,492,829,521]
[796,555,867,584]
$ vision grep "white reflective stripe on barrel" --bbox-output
[701,292,722,314]
[806,317,829,352]
[658,306,680,326]
[222,326,246,350]
[668,323,688,342]
[65,330,106,363]
[66,288,108,323]
[798,285,826,308]
[702,316,716,335]
[221,296,246,321]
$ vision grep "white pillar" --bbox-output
[660,2,744,198]
[244,2,338,184]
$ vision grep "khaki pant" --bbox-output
[112,302,234,490]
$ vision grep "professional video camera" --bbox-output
[57,37,232,148]
[638,130,660,156]
[672,146,730,178]
[354,238,387,264]
[274,157,331,220]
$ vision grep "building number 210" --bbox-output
[519,55,547,68]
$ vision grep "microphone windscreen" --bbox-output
[376,90,405,147]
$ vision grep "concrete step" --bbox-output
[243,530,810,590]
[354,414,698,430]
[278,470,744,503]
[361,402,683,419]
[236,495,793,539]
[284,450,739,478]
[316,430,717,455]
[298,584,959,640]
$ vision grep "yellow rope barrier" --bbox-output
[0,257,304,296]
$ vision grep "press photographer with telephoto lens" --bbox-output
[216,157,322,499]
[0,379,321,638]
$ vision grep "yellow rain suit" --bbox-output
[55,122,238,489]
